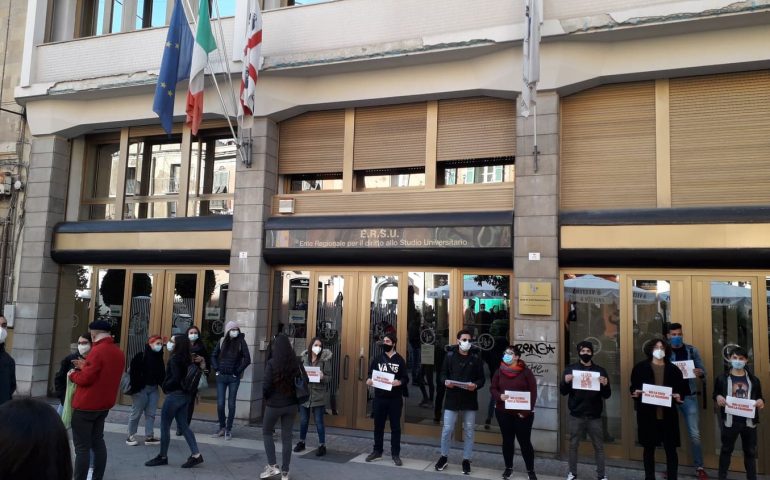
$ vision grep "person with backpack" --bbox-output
[260,334,301,480]
[294,336,333,456]
[125,335,165,446]
[145,335,203,469]
[210,320,251,440]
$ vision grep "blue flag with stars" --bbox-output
[153,0,194,134]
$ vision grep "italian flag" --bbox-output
[186,0,217,135]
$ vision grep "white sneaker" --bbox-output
[259,464,281,479]
[86,467,94,480]
[281,472,290,480]
[567,473,577,480]
[126,435,138,446]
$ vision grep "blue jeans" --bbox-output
[440,409,476,459]
[128,385,159,437]
[299,405,326,444]
[678,394,704,468]
[160,392,199,457]
[216,374,241,430]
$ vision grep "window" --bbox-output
[80,141,120,220]
[288,174,343,192]
[188,133,237,216]
[136,0,169,29]
[356,168,425,190]
[124,137,182,219]
[439,157,514,186]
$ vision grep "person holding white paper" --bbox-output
[294,336,333,457]
[713,346,765,480]
[490,345,537,480]
[560,340,611,480]
[667,323,708,480]
[630,338,688,480]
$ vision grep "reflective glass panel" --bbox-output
[198,270,229,403]
[316,275,344,417]
[366,274,399,417]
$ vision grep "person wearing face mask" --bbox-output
[54,334,92,412]
[181,326,209,434]
[630,338,688,480]
[210,320,251,440]
[665,323,708,479]
[294,336,333,456]
[560,340,611,480]
[0,316,16,406]
[365,332,409,466]
[434,329,485,474]
[125,335,166,446]
[713,346,765,480]
[68,320,125,480]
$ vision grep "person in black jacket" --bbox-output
[181,325,208,433]
[259,334,300,480]
[365,332,409,466]
[0,317,15,406]
[145,335,203,469]
[435,329,485,474]
[54,334,91,409]
[125,335,165,446]
[210,320,251,440]
[630,337,688,480]
[560,340,611,480]
[713,346,765,480]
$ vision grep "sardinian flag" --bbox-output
[240,0,263,126]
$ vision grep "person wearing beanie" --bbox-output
[125,335,166,446]
[210,320,251,439]
[560,340,612,480]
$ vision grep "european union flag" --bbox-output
[153,0,194,134]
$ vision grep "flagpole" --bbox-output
[533,104,538,173]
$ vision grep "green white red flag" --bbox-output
[185,0,217,135]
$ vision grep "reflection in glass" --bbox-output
[316,275,344,417]
[126,139,182,218]
[462,274,510,433]
[189,136,236,215]
[50,265,93,389]
[404,272,450,425]
[289,174,343,192]
[125,272,153,366]
[270,271,310,352]
[366,275,399,417]
[81,142,120,219]
[95,269,127,344]
[441,162,515,186]
[358,170,425,189]
[198,270,229,402]
[564,274,622,444]
[171,274,197,336]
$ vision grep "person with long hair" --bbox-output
[181,325,208,434]
[145,335,203,469]
[211,320,251,440]
[490,344,538,480]
[260,334,300,480]
[294,336,333,456]
[0,398,72,480]
[54,333,91,412]
[630,337,688,480]
[125,334,165,446]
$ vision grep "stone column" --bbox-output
[225,119,279,422]
[513,92,560,453]
[14,135,70,397]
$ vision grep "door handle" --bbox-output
[358,355,365,381]
[701,377,707,410]
[343,355,350,380]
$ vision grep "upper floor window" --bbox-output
[356,168,426,190]
[189,131,237,216]
[288,173,343,193]
[439,158,515,186]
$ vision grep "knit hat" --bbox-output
[576,340,594,353]
[88,320,112,332]
[225,320,239,334]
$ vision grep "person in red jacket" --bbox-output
[68,320,125,480]
[490,344,538,480]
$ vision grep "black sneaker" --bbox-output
[365,451,382,462]
[528,471,538,480]
[462,459,471,475]
[293,441,306,452]
[503,468,513,479]
[315,445,326,457]
[435,456,448,471]
[145,455,168,467]
[392,456,403,466]
[181,454,203,468]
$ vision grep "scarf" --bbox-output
[499,360,525,378]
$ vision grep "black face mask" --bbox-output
[579,353,593,363]
[382,344,394,353]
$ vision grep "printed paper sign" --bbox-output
[372,370,395,391]
[504,390,531,410]
[641,383,672,407]
[445,380,475,390]
[304,366,321,383]
[572,370,600,391]
[673,360,696,379]
[725,396,756,419]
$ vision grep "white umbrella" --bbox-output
[659,282,753,307]
[564,275,656,305]
[426,279,502,299]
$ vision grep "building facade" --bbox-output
[8,0,770,472]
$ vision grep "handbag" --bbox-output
[198,373,209,390]
[120,371,132,395]
[295,363,310,404]
[61,378,76,429]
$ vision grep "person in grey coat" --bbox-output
[293,336,333,456]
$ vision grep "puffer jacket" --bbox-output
[211,333,251,377]
[300,348,333,408]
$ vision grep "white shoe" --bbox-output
[281,472,290,480]
[259,464,281,478]
[125,435,138,446]
[86,467,94,480]
[567,473,577,480]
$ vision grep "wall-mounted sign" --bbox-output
[266,225,511,249]
[518,281,552,315]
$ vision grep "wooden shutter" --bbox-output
[353,103,427,170]
[437,97,515,161]
[670,70,770,206]
[279,110,345,174]
[561,81,657,211]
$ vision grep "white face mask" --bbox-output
[459,340,472,352]
[77,344,91,356]
[311,345,322,355]
[229,330,239,338]
[0,328,6,344]
[188,333,199,342]
[652,349,666,360]
[167,341,175,352]
[151,343,163,353]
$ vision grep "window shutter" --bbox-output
[353,103,427,170]
[437,97,515,162]
[279,110,345,175]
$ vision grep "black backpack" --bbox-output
[181,363,203,394]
